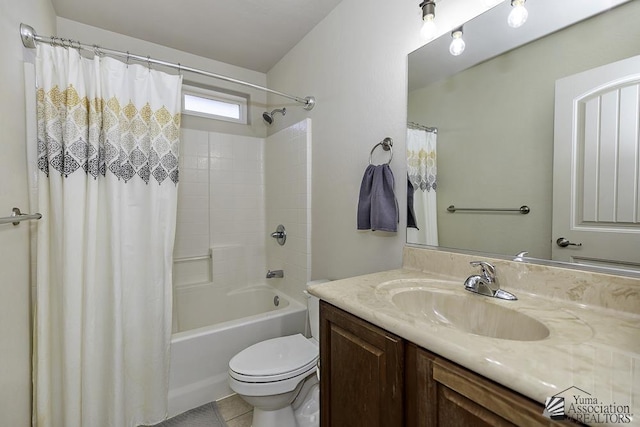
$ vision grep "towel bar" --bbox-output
[447,205,530,214]
[369,137,393,165]
[0,207,42,226]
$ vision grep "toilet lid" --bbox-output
[229,334,318,382]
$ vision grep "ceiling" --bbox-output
[50,0,344,73]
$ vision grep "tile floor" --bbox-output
[217,394,253,427]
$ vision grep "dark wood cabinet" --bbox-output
[321,302,563,427]
[407,343,561,426]
[320,300,404,427]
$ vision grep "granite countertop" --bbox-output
[309,266,640,426]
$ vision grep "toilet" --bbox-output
[228,280,327,427]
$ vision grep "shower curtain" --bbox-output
[33,44,182,427]
[406,128,439,246]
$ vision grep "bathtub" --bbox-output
[168,283,307,417]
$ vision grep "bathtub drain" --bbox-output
[273,295,280,307]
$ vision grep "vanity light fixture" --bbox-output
[449,27,466,56]
[508,0,529,28]
[419,1,437,41]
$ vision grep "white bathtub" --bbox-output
[168,283,307,417]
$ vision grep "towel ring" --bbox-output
[369,137,393,165]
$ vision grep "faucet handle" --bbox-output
[469,261,496,282]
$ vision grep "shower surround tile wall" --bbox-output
[174,129,212,285]
[265,119,312,304]
[210,132,266,287]
[174,129,267,288]
[174,120,312,304]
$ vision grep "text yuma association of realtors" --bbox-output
[568,396,632,424]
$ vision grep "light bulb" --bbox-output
[420,15,437,41]
[419,1,437,41]
[508,0,528,28]
[449,30,465,56]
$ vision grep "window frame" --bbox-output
[181,84,248,124]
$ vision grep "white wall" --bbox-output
[0,0,56,424]
[266,0,497,280]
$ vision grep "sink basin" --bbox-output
[391,289,550,341]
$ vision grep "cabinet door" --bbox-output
[436,383,517,427]
[320,301,404,427]
[405,343,437,427]
[432,355,561,427]
[407,345,563,426]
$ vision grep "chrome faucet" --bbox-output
[513,251,529,262]
[266,269,284,279]
[464,261,517,300]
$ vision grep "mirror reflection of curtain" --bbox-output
[407,128,438,246]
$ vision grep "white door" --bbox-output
[552,55,640,271]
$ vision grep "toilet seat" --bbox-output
[230,358,317,383]
[229,334,318,383]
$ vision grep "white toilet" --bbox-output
[228,280,327,427]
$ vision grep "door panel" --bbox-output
[552,55,640,270]
[320,301,404,427]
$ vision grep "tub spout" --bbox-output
[266,269,284,279]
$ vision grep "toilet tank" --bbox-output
[306,280,329,341]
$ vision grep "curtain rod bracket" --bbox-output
[20,23,37,49]
[303,96,316,111]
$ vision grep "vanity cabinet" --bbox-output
[319,300,404,427]
[321,301,562,427]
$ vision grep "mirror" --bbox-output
[406,0,639,272]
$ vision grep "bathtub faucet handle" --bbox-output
[266,269,284,279]
[270,224,286,246]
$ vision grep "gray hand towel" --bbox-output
[357,164,376,230]
[357,164,399,232]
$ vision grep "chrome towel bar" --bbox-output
[447,205,530,214]
[0,207,42,226]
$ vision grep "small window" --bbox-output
[182,84,248,124]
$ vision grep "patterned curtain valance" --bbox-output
[36,47,181,185]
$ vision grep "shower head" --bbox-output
[262,108,286,125]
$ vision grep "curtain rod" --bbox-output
[408,121,437,133]
[20,23,316,111]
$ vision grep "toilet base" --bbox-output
[234,375,319,427]
[252,405,296,427]
[293,382,319,427]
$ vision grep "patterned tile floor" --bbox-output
[217,394,253,427]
